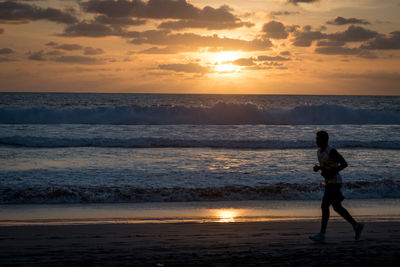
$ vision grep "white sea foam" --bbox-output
[1,180,399,204]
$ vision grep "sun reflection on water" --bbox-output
[215,209,239,223]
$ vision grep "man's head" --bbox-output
[316,130,329,148]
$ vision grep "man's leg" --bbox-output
[332,202,357,227]
[331,184,357,227]
[321,202,330,234]
[320,187,331,234]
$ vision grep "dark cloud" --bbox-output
[292,29,327,47]
[0,28,4,34]
[326,16,370,25]
[54,56,103,64]
[361,31,400,50]
[280,51,291,56]
[55,44,83,51]
[316,40,346,46]
[45,42,58,46]
[232,58,255,66]
[158,63,209,73]
[315,46,361,55]
[329,25,378,42]
[82,0,251,30]
[288,0,320,5]
[158,5,253,30]
[83,47,105,55]
[0,1,78,24]
[262,21,288,39]
[0,48,15,55]
[60,21,120,37]
[292,25,378,47]
[28,50,46,61]
[158,19,253,30]
[128,30,272,51]
[45,50,65,56]
[256,55,290,61]
[82,0,200,19]
[269,11,300,19]
[94,15,146,26]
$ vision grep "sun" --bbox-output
[212,51,241,74]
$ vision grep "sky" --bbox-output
[0,0,399,95]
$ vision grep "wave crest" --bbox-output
[0,103,399,125]
[2,179,399,204]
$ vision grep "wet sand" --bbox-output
[1,221,400,266]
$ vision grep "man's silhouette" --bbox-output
[309,130,364,242]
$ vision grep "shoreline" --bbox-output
[1,199,400,226]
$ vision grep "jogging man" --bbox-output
[309,130,364,242]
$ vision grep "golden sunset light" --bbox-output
[0,0,399,94]
[215,209,239,223]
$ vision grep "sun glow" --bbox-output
[215,209,239,223]
[212,51,241,74]
[213,51,239,64]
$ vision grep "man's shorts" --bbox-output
[321,183,345,208]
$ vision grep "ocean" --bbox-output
[0,93,399,207]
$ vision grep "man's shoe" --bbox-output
[354,223,364,240]
[309,232,325,243]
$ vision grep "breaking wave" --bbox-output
[1,179,399,204]
[1,103,399,125]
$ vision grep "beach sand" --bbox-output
[1,221,400,266]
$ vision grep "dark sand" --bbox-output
[1,221,400,266]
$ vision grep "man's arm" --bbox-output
[329,148,348,173]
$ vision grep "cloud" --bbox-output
[326,16,370,25]
[269,11,300,19]
[256,55,290,61]
[45,42,58,46]
[28,50,46,61]
[55,44,83,51]
[232,58,255,66]
[158,19,253,30]
[262,21,288,39]
[158,63,209,73]
[83,47,105,55]
[0,48,15,55]
[60,21,120,37]
[292,25,379,47]
[45,50,65,56]
[54,56,103,64]
[94,15,146,26]
[157,5,253,30]
[128,30,272,51]
[288,0,320,5]
[292,28,327,47]
[361,31,400,50]
[82,1,251,30]
[329,25,378,42]
[0,28,4,34]
[316,40,346,47]
[0,1,78,24]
